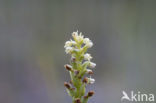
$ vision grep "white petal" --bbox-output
[88,77,95,84]
[89,62,96,68]
[86,41,93,48]
[83,38,90,44]
[84,53,92,61]
[65,47,73,54]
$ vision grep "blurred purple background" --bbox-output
[0,0,156,103]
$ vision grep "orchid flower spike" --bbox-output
[64,31,96,103]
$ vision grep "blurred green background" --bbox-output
[0,0,156,103]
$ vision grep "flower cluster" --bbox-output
[64,31,96,103]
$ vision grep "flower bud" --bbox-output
[88,91,95,97]
[64,64,72,71]
[72,31,78,39]
[75,98,81,103]
[71,57,76,63]
[74,70,80,75]
[86,69,93,75]
[72,31,84,43]
[82,77,88,83]
[64,82,71,89]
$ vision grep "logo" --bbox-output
[121,91,155,102]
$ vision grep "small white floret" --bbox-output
[72,31,84,43]
[88,77,95,84]
[89,62,96,68]
[86,42,93,48]
[84,53,92,61]
[64,41,72,48]
[84,38,93,48]
[72,31,78,38]
[64,40,76,48]
[83,38,90,44]
[65,47,73,54]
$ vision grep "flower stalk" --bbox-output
[64,31,96,103]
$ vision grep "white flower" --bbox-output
[84,53,92,61]
[64,41,72,48]
[83,38,90,44]
[89,62,96,68]
[87,42,93,48]
[88,77,95,84]
[72,31,84,43]
[83,38,93,48]
[65,47,73,54]
[64,40,76,48]
[72,31,78,38]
